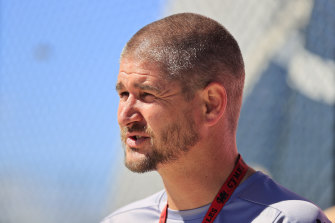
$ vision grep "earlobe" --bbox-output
[203,83,227,126]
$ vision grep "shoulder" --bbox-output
[237,172,330,222]
[239,172,308,205]
[101,190,165,223]
[250,199,330,222]
[269,200,330,223]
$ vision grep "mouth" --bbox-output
[129,135,147,140]
[126,133,150,148]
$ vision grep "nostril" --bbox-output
[118,105,142,126]
[119,113,143,128]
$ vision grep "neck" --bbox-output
[157,137,254,210]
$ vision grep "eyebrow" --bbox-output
[115,82,162,93]
[134,83,161,93]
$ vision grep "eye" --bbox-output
[119,91,129,99]
[140,92,155,102]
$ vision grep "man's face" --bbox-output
[116,58,201,173]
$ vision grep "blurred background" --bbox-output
[0,0,334,222]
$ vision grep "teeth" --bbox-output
[137,136,142,139]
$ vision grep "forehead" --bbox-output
[117,58,170,90]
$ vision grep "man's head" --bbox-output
[117,13,245,173]
[122,13,245,128]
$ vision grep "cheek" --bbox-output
[144,108,172,129]
[147,107,179,122]
[144,113,160,129]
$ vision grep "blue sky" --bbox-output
[0,0,165,221]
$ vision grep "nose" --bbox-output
[118,95,142,127]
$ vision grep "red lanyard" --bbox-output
[159,155,248,223]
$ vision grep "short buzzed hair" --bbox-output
[121,13,245,131]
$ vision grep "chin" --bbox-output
[125,147,145,162]
[124,148,157,173]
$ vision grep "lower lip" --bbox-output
[126,137,149,148]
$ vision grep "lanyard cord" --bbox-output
[159,155,248,223]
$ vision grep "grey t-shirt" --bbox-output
[102,172,330,223]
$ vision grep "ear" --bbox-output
[201,82,227,126]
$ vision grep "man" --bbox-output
[102,13,330,223]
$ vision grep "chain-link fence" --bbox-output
[0,1,163,223]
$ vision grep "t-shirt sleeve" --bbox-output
[274,209,331,223]
[252,200,331,223]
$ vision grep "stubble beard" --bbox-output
[120,113,200,173]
